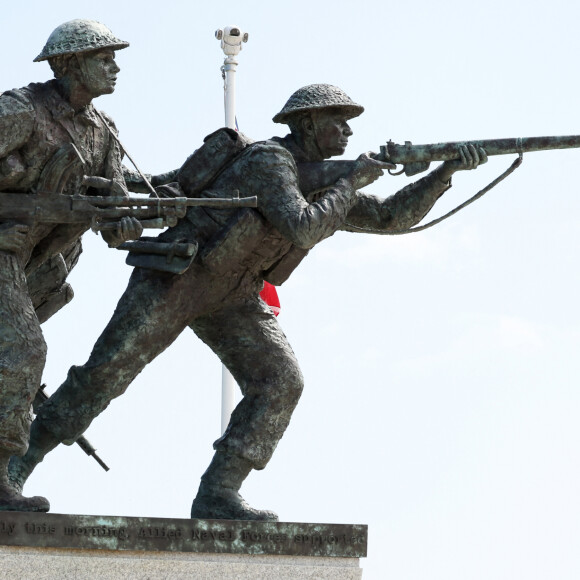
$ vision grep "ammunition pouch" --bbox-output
[198,209,266,275]
[124,237,199,275]
[198,208,309,286]
[262,246,309,286]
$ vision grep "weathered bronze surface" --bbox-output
[9,83,493,521]
[0,512,367,557]
[0,19,146,513]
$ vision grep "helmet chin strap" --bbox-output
[56,53,95,111]
[74,53,90,86]
[304,112,325,161]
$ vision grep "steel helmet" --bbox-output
[34,19,129,62]
[273,84,364,124]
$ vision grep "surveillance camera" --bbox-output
[216,24,249,57]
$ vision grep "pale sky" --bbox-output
[3,1,580,578]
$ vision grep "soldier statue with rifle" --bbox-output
[9,84,494,519]
[8,66,580,518]
[0,19,260,513]
[0,19,148,512]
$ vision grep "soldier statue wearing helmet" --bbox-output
[0,20,143,512]
[10,82,487,520]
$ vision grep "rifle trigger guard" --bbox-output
[388,166,405,176]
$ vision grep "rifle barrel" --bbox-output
[75,437,110,472]
[82,195,258,208]
[382,135,580,164]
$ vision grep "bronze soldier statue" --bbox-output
[9,84,487,519]
[0,19,143,511]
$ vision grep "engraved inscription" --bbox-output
[242,530,288,543]
[63,525,128,540]
[191,528,235,542]
[25,522,55,535]
[0,512,367,557]
[293,533,366,545]
[0,522,15,535]
[138,527,182,539]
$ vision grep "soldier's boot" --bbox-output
[0,454,50,512]
[7,421,60,495]
[190,451,278,521]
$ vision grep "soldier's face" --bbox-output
[311,111,353,158]
[78,49,120,97]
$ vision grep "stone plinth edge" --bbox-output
[0,512,367,558]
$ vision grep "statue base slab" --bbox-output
[0,512,367,579]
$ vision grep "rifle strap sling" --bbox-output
[93,109,158,197]
[344,154,524,236]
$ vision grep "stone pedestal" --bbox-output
[0,546,363,579]
[0,512,366,579]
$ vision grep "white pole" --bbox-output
[223,56,237,130]
[216,25,249,435]
[221,366,236,435]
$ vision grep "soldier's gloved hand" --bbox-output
[102,217,143,248]
[348,152,395,190]
[437,144,488,182]
[0,223,30,252]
